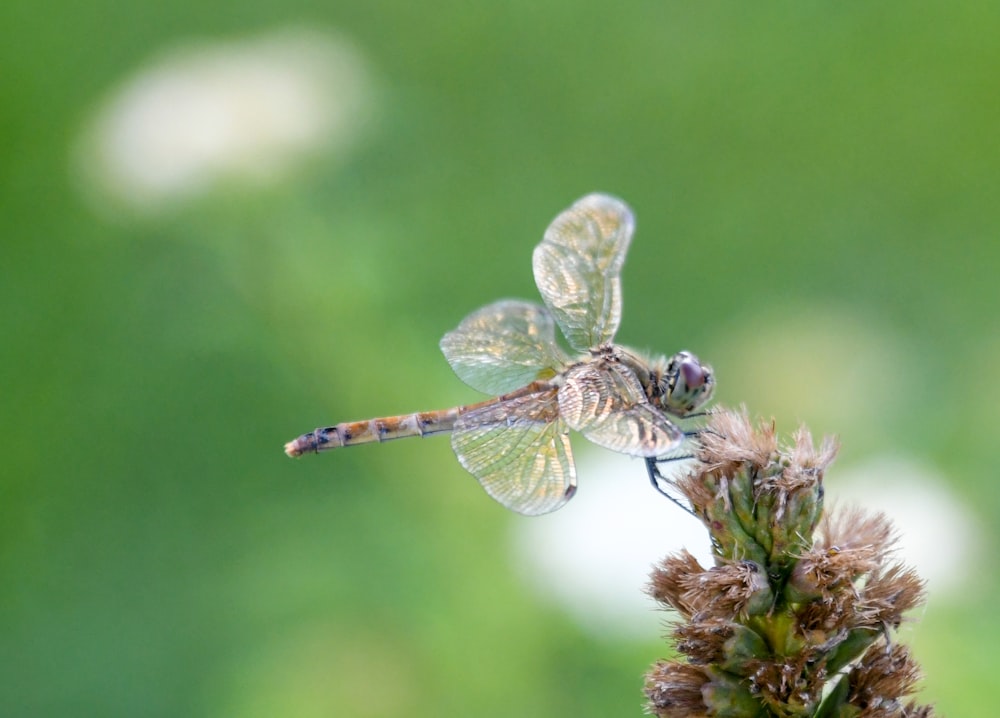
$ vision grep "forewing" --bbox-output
[532,194,635,352]
[557,362,684,457]
[440,300,571,395]
[451,390,576,515]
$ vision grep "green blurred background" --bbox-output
[2,2,998,716]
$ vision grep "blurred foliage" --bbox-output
[2,1,998,716]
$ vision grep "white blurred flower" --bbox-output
[834,455,978,597]
[76,27,374,212]
[510,449,714,640]
[511,449,974,641]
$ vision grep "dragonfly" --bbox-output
[285,193,715,515]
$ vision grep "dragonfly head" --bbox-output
[658,351,715,416]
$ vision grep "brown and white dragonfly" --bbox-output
[285,193,715,515]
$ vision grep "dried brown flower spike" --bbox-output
[645,408,934,718]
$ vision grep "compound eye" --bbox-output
[679,356,707,390]
[663,351,714,416]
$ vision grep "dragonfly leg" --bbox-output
[681,409,714,420]
[645,456,697,517]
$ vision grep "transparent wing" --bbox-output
[532,193,635,352]
[557,361,684,457]
[451,389,576,516]
[440,299,571,395]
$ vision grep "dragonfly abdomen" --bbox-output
[283,380,555,457]
[284,409,463,457]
